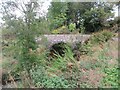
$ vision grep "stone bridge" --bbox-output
[36,34,91,48]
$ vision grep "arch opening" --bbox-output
[49,42,70,58]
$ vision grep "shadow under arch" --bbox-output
[49,41,71,57]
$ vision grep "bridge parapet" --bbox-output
[36,34,91,47]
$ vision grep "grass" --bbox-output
[78,38,118,88]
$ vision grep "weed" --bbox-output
[48,45,77,73]
[30,65,76,88]
[101,66,118,88]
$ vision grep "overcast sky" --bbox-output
[0,0,52,24]
[0,0,119,25]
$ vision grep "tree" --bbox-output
[66,2,95,27]
[47,1,115,33]
[47,1,68,30]
[1,0,44,71]
[83,2,114,33]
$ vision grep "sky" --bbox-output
[0,0,52,24]
[113,5,118,17]
[0,0,119,25]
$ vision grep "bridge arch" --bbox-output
[49,41,71,57]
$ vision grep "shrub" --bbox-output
[102,66,118,87]
[73,42,92,56]
[42,76,71,88]
[52,26,69,34]
[69,23,76,32]
[102,30,115,41]
[30,66,46,87]
[89,30,114,45]
[52,13,67,29]
[30,65,75,88]
[59,26,70,34]
[52,29,60,34]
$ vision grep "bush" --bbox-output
[52,26,69,34]
[69,23,76,32]
[52,13,67,29]
[42,76,71,88]
[89,30,115,45]
[30,65,75,88]
[73,42,92,56]
[30,66,46,87]
[102,66,118,87]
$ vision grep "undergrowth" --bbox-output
[2,30,118,88]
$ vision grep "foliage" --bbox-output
[1,0,47,72]
[116,16,120,25]
[48,1,68,18]
[36,18,51,34]
[48,2,68,30]
[102,66,118,87]
[83,6,114,33]
[1,0,118,88]
[89,30,115,45]
[42,76,71,88]
[29,44,79,88]
[49,42,68,57]
[52,26,69,34]
[30,65,46,87]
[51,29,60,34]
[68,23,76,32]
[48,44,76,72]
[64,45,75,61]
[96,42,118,88]
[79,19,85,34]
[48,2,114,33]
[48,55,68,72]
[52,13,67,29]
[30,65,75,88]
[66,2,95,27]
[74,42,92,56]
[106,16,120,32]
